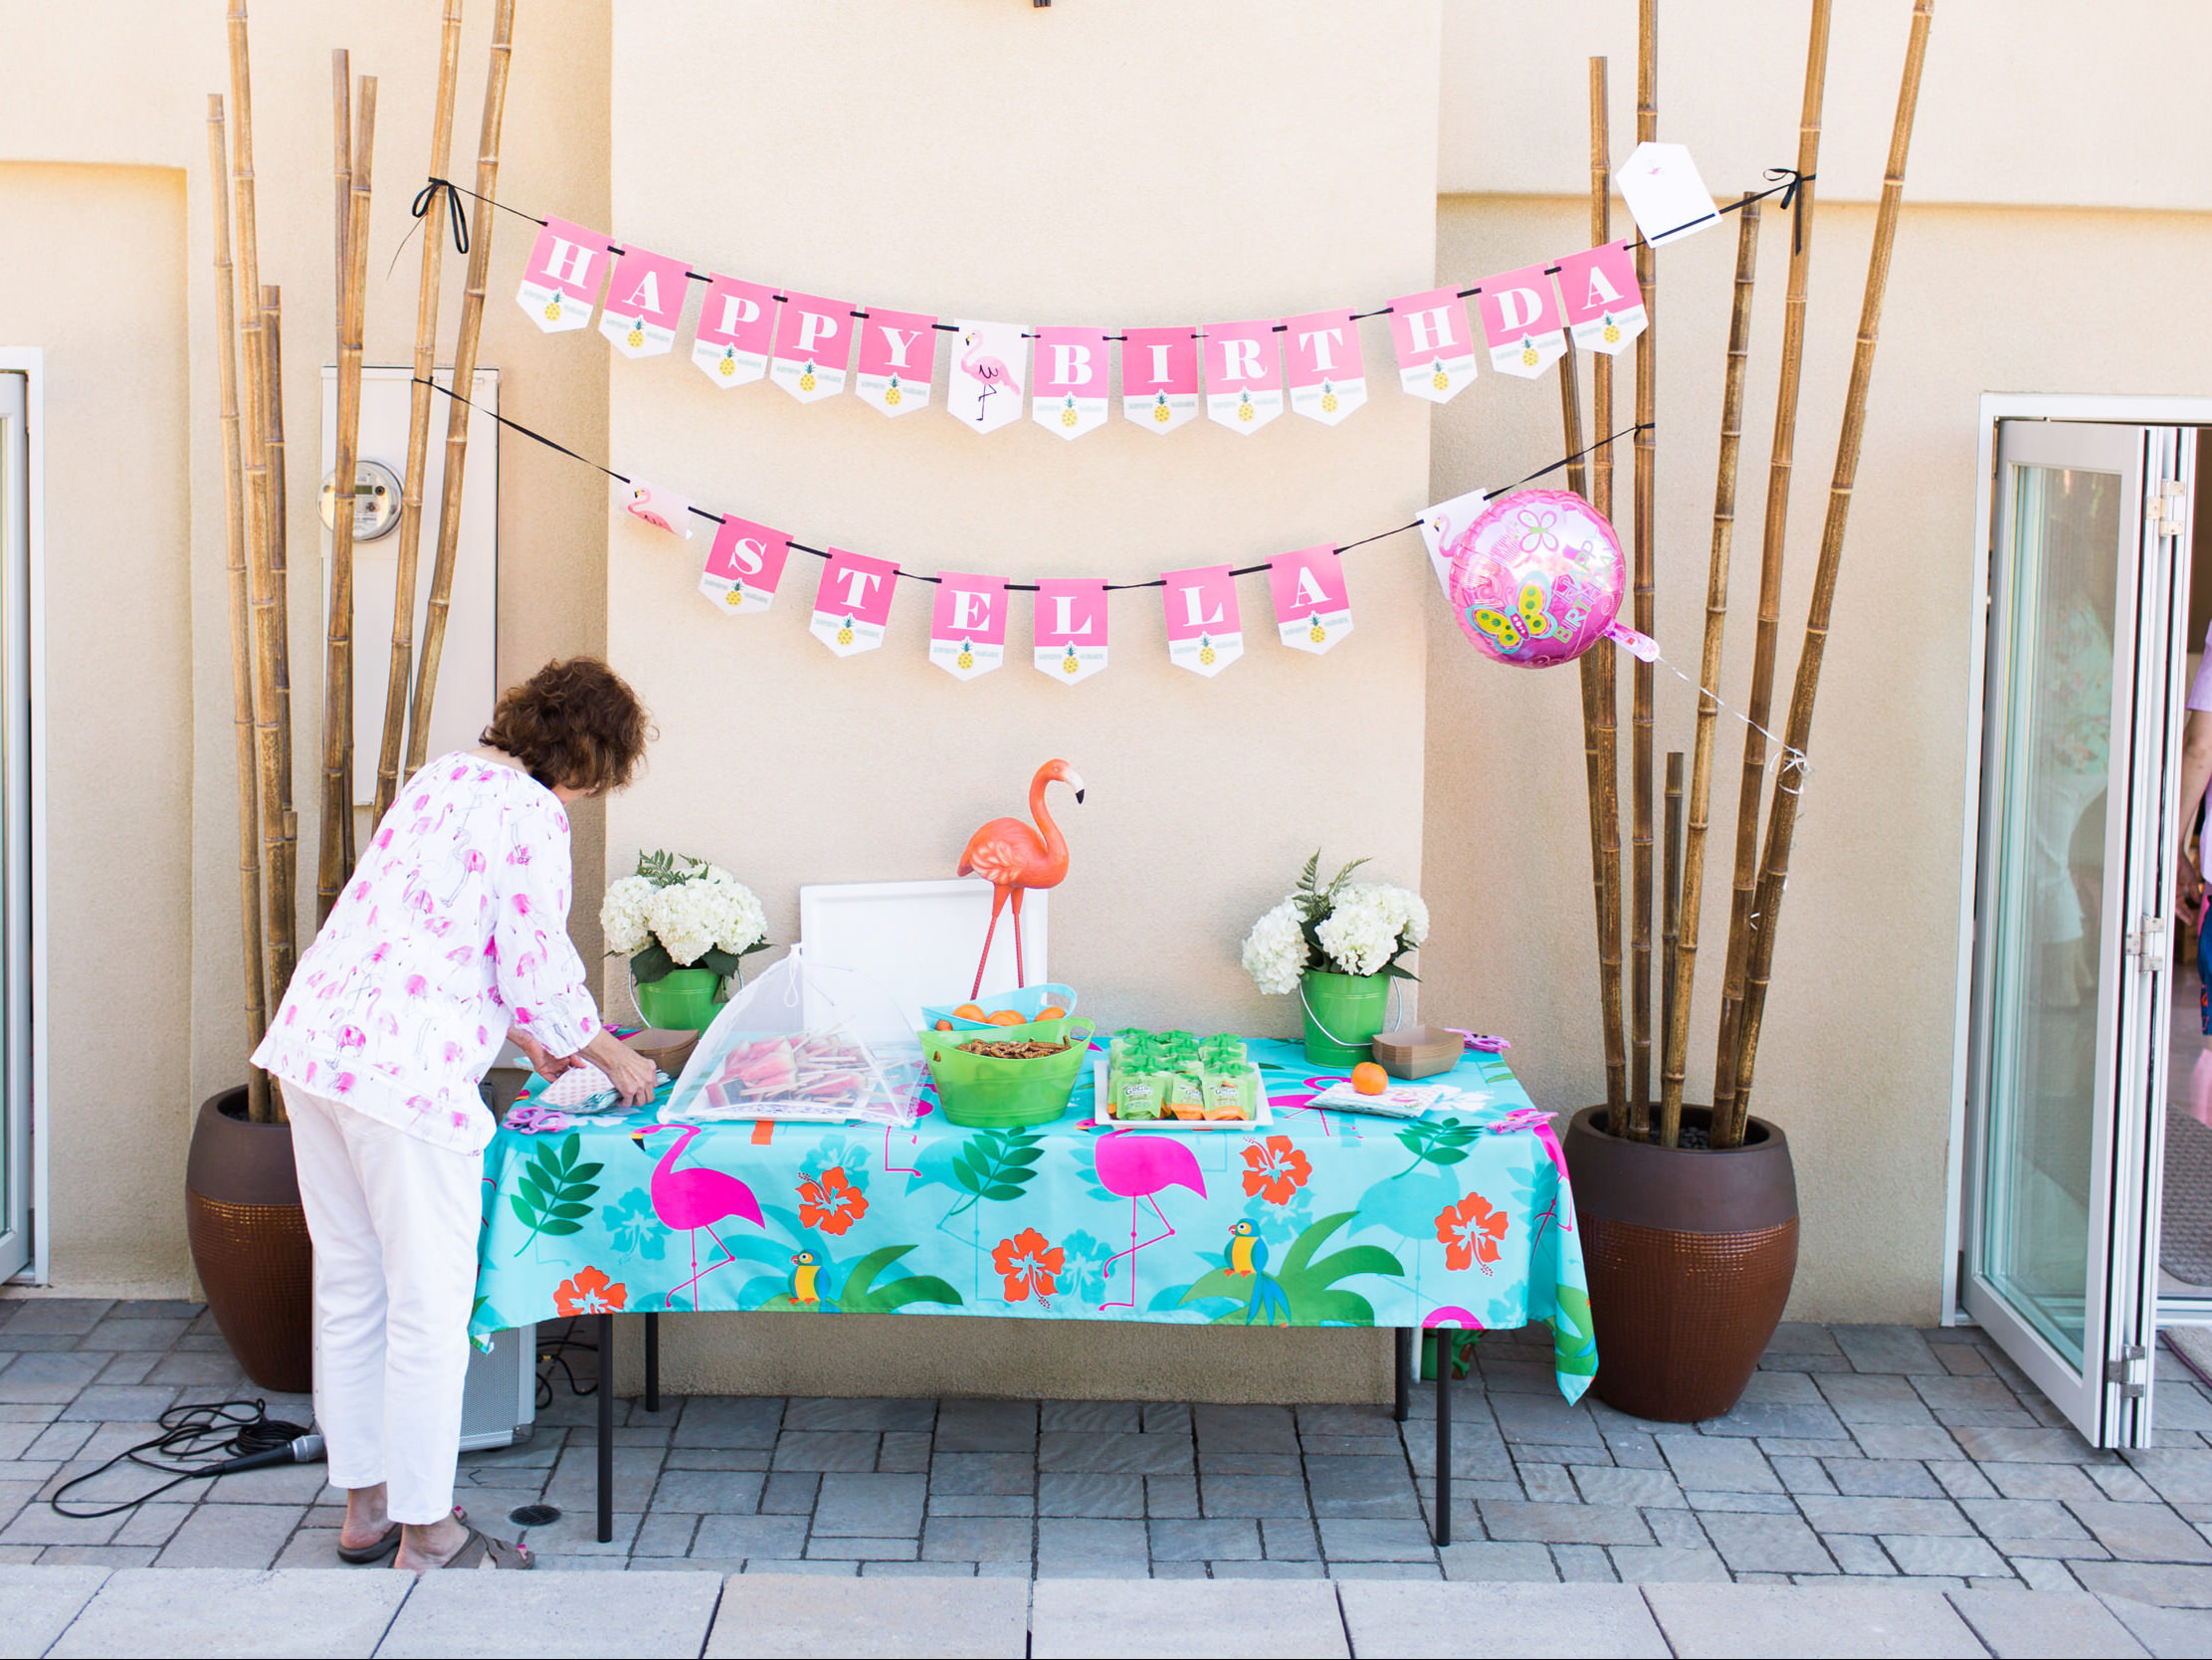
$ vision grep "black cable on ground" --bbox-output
[48,1399,317,1520]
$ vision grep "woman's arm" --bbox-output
[2179,709,2212,913]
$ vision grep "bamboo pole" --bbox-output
[1628,0,1658,1134]
[321,71,376,925]
[374,0,465,823]
[1723,0,1934,1145]
[331,53,350,323]
[407,0,515,777]
[1712,0,1832,1138]
[261,284,298,971]
[1662,749,1684,1104]
[1588,55,1629,1138]
[1657,196,1761,1147]
[227,3,293,1097]
[318,48,348,924]
[208,96,270,1124]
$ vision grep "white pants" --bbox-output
[284,1083,483,1524]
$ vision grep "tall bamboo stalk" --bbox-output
[318,48,348,926]
[407,0,515,777]
[1713,0,1832,1138]
[375,0,465,822]
[1723,0,1934,1143]
[208,95,269,1124]
[1663,749,1684,1092]
[1628,0,1658,1133]
[321,71,376,925]
[261,283,297,966]
[227,3,294,1085]
[1588,55,1628,1137]
[1657,196,1761,1147]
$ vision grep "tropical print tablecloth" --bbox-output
[471,1039,1594,1401]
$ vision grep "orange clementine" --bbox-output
[1350,1061,1388,1096]
[1037,1006,1068,1020]
[933,1020,954,1032]
[987,1009,1027,1027]
[953,1003,987,1022]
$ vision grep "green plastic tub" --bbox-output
[922,1020,1096,1129]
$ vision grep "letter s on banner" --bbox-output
[700,516,792,614]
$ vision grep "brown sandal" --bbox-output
[414,1524,533,1571]
[339,1505,466,1565]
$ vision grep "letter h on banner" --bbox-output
[516,216,611,333]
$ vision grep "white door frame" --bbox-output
[1947,393,2212,1331]
[0,348,48,1286]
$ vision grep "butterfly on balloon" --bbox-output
[1441,489,1656,670]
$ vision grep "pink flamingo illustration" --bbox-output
[957,759,1083,997]
[1094,1130,1206,1309]
[958,330,1022,425]
[631,1124,766,1310]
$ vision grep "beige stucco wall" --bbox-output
[0,0,611,1292]
[602,0,1439,1399]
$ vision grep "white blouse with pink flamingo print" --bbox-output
[253,753,602,1154]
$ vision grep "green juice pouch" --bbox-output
[1112,1066,1160,1121]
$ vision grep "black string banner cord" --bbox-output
[418,171,1809,335]
[409,375,1643,593]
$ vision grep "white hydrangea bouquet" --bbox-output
[1241,854,1429,993]
[601,849,770,988]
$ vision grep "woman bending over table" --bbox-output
[254,658,658,1570]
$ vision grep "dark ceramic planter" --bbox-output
[184,1088,312,1394]
[1563,1106,1798,1423]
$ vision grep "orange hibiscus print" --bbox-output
[992,1227,1065,1304]
[1436,1193,1508,1274]
[797,1165,869,1236]
[1241,1135,1313,1206]
[554,1265,627,1315]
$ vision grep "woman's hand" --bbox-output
[509,1029,578,1084]
[582,1029,658,1107]
[2183,849,2205,921]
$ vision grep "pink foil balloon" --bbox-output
[1442,488,1627,669]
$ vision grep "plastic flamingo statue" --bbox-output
[958,330,1022,425]
[957,758,1083,998]
[631,1125,765,1311]
[1094,1130,1206,1310]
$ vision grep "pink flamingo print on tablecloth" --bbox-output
[631,1124,765,1311]
[1094,1130,1206,1310]
[958,330,1022,427]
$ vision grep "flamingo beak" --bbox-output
[1068,770,1086,803]
[629,1130,648,1147]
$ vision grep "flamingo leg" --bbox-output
[1099,1194,1178,1311]
[1009,887,1026,988]
[673,1223,741,1308]
[971,884,1009,1000]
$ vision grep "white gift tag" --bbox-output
[1616,142,1720,247]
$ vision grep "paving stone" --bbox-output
[56,1388,177,1424]
[2073,1561,2212,1607]
[90,1354,157,1387]
[1882,1534,2011,1576]
[1930,1460,2000,1501]
[1685,1490,1800,1514]
[0,1301,109,1334]
[1039,1432,1193,1476]
[930,1494,1034,1517]
[1853,1425,1966,1461]
[1037,1473,1143,1518]
[662,1447,772,1472]
[2100,1592,2212,1656]
[650,1468,764,1513]
[919,1517,1031,1563]
[1340,1579,1664,1655]
[812,1472,926,1538]
[34,1547,155,1568]
[0,1563,108,1653]
[1306,1455,1420,1519]
[1139,1402,1190,1435]
[380,1567,720,1658]
[1150,1561,1210,1579]
[806,1536,919,1560]
[759,1471,820,1514]
[1152,1516,1262,1560]
[1520,1463,1576,1502]
[1825,1532,1899,1574]
[1953,1425,2108,1463]
[1819,1373,1941,1427]
[633,1511,698,1557]
[1192,1404,1298,1454]
[933,1399,1036,1454]
[857,1559,980,1576]
[880,1431,933,1474]
[930,1453,1034,1496]
[2123,1450,2212,1505]
[1701,1398,1853,1440]
[1938,1589,2151,1659]
[2015,1557,2087,1594]
[1645,1509,1709,1550]
[1603,1430,1668,1470]
[1035,1517,1147,1569]
[770,1432,881,1472]
[1610,1544,1731,1582]
[1774,1454,1840,1495]
[508,1508,641,1556]
[1263,1516,1319,1559]
[1327,1560,1444,1579]
[0,1352,103,1388]
[1833,1327,1948,1376]
[1477,1500,1652,1547]
[1657,1433,1783,1493]
[1799,1495,1973,1537]
[1826,1457,1946,1499]
[47,1566,403,1658]
[76,1319,190,1352]
[1569,1464,1685,1509]
[142,1502,304,1569]
[2067,1498,2212,1562]
[1699,1510,1837,1573]
[1201,1451,1305,1477]
[1033,1577,1349,1659]
[1647,1580,1984,1657]
[709,1572,1028,1657]
[1550,1543,1617,1581]
[1039,1400,1139,1433]
[1145,1475,1198,1518]
[737,1558,855,1576]
[672,1396,783,1448]
[1397,1422,1514,1479]
[1989,1536,2114,1561]
[783,1397,935,1433]
[545,1446,664,1512]
[2088,1466,2163,1504]
[694,1512,810,1558]
[1766,1323,1847,1356]
[1435,1540,1558,1581]
[1210,1559,1327,1577]
[1297,1404,1397,1441]
[1488,1392,1604,1447]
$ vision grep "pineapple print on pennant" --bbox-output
[1286,310,1367,426]
[1033,327,1110,440]
[1389,289,1477,404]
[515,216,609,334]
[1204,319,1284,435]
[855,309,936,418]
[1271,544,1354,656]
[1164,566,1244,677]
[599,243,688,358]
[929,574,1006,680]
[774,293,855,403]
[810,548,898,656]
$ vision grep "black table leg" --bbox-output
[596,1311,615,1544]
[645,1312,660,1414]
[1393,1328,1411,1422]
[1433,1330,1454,1548]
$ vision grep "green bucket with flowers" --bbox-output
[1240,853,1426,1069]
[603,849,772,1034]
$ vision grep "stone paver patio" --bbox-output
[7,1294,2212,1615]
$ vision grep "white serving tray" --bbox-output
[799,878,1047,1036]
[1086,1056,1273,1132]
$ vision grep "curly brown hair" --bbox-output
[480,658,651,794]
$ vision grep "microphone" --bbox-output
[216,1432,326,1475]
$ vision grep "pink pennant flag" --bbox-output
[855,308,937,417]
[598,245,691,359]
[948,320,1029,435]
[772,292,856,403]
[1268,545,1353,655]
[692,275,776,387]
[1032,326,1110,441]
[1030,579,1106,686]
[1161,565,1243,677]
[621,479,693,539]
[929,572,1007,681]
[1205,320,1284,435]
[1121,326,1199,434]
[1284,310,1365,426]
[811,549,900,657]
[1555,242,1647,355]
[1389,289,1477,403]
[699,516,791,614]
[1034,578,1108,684]
[515,217,611,334]
[1475,265,1566,378]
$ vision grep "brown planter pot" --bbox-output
[185,1088,312,1394]
[1563,1105,1797,1423]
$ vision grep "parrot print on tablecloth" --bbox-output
[1225,1220,1291,1327]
